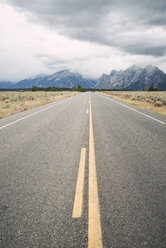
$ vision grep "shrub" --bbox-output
[45,86,52,91]
[52,86,56,91]
[71,86,76,91]
[32,86,37,91]
[76,85,85,92]
[148,86,158,91]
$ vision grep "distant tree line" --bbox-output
[31,86,62,91]
[44,86,57,91]
[148,86,158,91]
[31,85,86,92]
[32,86,37,91]
[31,85,158,92]
[71,85,85,92]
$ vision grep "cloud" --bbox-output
[6,0,166,57]
[0,2,117,80]
[1,1,166,81]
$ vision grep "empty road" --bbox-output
[0,92,166,248]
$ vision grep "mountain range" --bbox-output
[96,65,166,90]
[0,81,13,89]
[0,65,166,90]
[5,70,96,89]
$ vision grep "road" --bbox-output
[0,92,166,248]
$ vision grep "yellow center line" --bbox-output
[88,95,103,248]
[88,94,90,104]
[72,148,86,218]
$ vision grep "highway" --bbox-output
[0,92,166,248]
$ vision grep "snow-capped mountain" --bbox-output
[10,70,96,89]
[96,65,166,90]
[1,66,166,90]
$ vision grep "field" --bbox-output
[0,91,79,118]
[99,91,166,116]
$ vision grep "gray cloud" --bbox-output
[33,52,108,71]
[6,0,166,57]
[34,53,69,64]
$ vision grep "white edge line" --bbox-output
[0,96,74,130]
[99,93,165,125]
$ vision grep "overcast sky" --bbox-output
[1,0,166,81]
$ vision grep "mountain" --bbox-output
[0,81,13,89]
[11,70,96,89]
[95,65,166,90]
[1,66,166,90]
[95,70,123,89]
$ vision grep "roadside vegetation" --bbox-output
[99,91,166,116]
[0,91,79,118]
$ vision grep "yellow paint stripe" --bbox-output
[88,94,90,104]
[88,95,103,248]
[87,109,89,114]
[72,148,86,218]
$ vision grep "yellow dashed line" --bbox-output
[72,148,86,218]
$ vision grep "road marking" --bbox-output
[72,148,86,218]
[100,94,165,125]
[87,109,89,114]
[88,94,90,104]
[88,95,103,248]
[0,96,77,131]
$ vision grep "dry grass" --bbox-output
[99,91,166,116]
[0,91,79,118]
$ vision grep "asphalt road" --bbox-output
[0,92,166,248]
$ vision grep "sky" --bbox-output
[0,0,166,82]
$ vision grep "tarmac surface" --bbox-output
[0,92,166,247]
